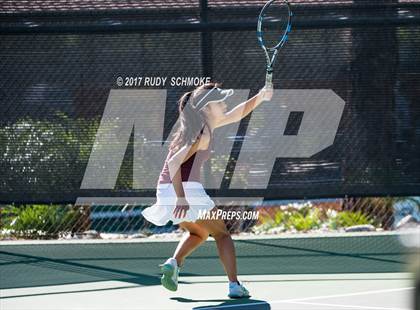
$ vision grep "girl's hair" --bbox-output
[169,82,220,153]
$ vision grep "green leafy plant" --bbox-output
[285,209,321,232]
[342,197,417,229]
[252,208,287,233]
[328,210,372,230]
[0,114,101,194]
[1,204,87,239]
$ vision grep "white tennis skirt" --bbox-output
[141,181,216,226]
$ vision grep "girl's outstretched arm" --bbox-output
[216,87,273,128]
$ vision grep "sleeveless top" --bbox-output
[158,124,213,184]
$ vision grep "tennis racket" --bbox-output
[257,0,292,89]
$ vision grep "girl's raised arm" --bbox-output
[215,87,273,128]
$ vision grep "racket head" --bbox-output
[257,0,292,51]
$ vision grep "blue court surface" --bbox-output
[0,233,418,310]
[0,273,415,310]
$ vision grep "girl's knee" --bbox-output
[208,220,230,240]
[180,222,209,241]
[190,230,209,241]
[212,230,230,241]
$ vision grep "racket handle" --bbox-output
[265,70,273,89]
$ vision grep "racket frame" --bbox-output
[257,0,292,88]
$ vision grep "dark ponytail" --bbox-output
[169,82,219,153]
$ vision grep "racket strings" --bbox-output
[261,3,290,50]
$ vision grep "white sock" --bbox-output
[229,281,240,286]
[166,257,178,267]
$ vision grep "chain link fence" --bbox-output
[1,197,419,240]
[1,1,420,240]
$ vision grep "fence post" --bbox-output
[200,0,216,187]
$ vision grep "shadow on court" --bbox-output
[176,297,271,310]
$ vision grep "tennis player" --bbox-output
[141,82,273,298]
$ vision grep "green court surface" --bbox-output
[0,233,417,309]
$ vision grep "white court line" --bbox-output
[197,287,414,310]
[284,301,409,310]
[272,287,414,303]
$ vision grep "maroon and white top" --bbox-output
[158,125,213,184]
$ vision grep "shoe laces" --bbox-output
[241,280,250,293]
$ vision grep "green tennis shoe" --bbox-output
[159,258,179,292]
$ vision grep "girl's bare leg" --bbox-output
[197,217,238,283]
[172,222,209,267]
